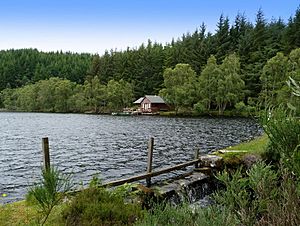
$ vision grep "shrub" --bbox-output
[194,205,240,226]
[134,203,239,226]
[260,108,300,177]
[234,101,246,111]
[213,167,256,225]
[256,167,300,226]
[135,161,300,226]
[63,186,143,226]
[135,203,196,226]
[213,161,300,225]
[26,167,72,225]
[193,102,206,114]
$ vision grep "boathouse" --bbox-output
[134,95,169,113]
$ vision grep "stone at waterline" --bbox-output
[151,172,210,204]
[199,154,223,169]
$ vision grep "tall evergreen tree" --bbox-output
[215,14,231,62]
[285,7,300,52]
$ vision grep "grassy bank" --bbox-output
[0,200,66,226]
[214,134,269,167]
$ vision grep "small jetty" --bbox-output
[101,150,223,202]
[41,137,223,202]
[111,108,159,116]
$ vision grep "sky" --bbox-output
[0,0,299,55]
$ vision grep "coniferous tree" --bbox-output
[2,6,300,114]
[215,15,231,62]
[285,7,300,52]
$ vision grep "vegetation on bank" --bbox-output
[226,134,268,153]
[1,48,299,114]
[215,134,268,167]
[1,7,300,114]
[0,77,133,113]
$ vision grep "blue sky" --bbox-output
[0,0,299,54]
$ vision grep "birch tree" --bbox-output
[159,64,198,113]
[260,52,289,106]
[217,54,245,114]
[198,55,220,110]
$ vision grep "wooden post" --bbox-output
[42,137,50,171]
[146,137,154,187]
[194,149,199,168]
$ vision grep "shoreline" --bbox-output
[0,109,257,119]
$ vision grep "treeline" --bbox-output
[0,49,92,91]
[1,77,133,113]
[1,7,300,113]
[2,48,299,114]
[160,49,300,115]
[74,7,300,99]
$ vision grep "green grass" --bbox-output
[214,134,269,166]
[0,184,143,226]
[0,200,66,226]
[226,134,268,154]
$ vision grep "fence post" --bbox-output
[194,149,199,168]
[42,137,50,171]
[146,137,154,187]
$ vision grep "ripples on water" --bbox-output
[0,112,262,203]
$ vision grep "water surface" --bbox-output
[0,112,262,203]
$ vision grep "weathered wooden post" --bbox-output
[194,149,199,168]
[146,137,154,187]
[42,137,50,171]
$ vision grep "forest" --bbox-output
[1,8,300,114]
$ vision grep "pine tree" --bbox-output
[215,14,231,62]
[285,7,300,52]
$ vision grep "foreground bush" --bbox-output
[63,186,143,226]
[261,108,300,184]
[134,203,239,226]
[261,109,300,157]
[214,162,300,226]
[26,167,72,225]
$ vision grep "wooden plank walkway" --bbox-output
[41,137,222,189]
[102,158,201,187]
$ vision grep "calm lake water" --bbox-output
[0,112,262,203]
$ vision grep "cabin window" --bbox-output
[143,103,151,110]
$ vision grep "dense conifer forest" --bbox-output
[1,7,300,113]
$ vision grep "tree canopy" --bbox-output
[1,7,300,114]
